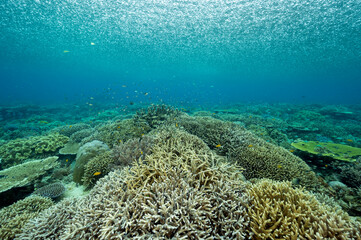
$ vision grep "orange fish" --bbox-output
[93,172,101,176]
[215,144,221,148]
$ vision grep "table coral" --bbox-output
[0,156,59,194]
[292,141,361,162]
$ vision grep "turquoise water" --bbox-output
[1,0,361,105]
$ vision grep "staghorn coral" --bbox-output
[17,128,250,239]
[246,179,361,240]
[0,196,53,240]
[33,182,66,199]
[0,133,68,168]
[0,156,59,194]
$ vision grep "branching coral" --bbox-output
[178,115,319,189]
[0,196,53,240]
[17,128,250,239]
[246,179,361,240]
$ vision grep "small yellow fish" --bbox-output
[90,42,95,45]
[63,50,70,53]
[248,144,253,148]
[117,126,121,129]
[215,144,221,148]
[122,85,127,88]
[325,164,328,167]
[39,121,48,124]
[277,164,282,169]
[89,103,93,106]
[144,92,149,96]
[65,159,69,162]
[69,125,72,128]
[119,140,122,143]
[290,150,295,153]
[175,123,178,127]
[249,115,252,118]
[93,172,101,176]
[141,151,143,155]
[346,139,353,142]
[141,133,144,136]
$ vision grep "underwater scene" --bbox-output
[1,0,361,239]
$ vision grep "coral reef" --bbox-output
[81,151,113,187]
[82,136,154,187]
[73,140,110,184]
[339,157,361,188]
[246,179,361,239]
[0,196,53,240]
[59,141,80,155]
[133,104,181,129]
[53,123,91,137]
[292,141,361,162]
[178,116,319,188]
[17,128,250,239]
[80,119,150,147]
[0,156,59,194]
[69,128,95,143]
[33,182,66,199]
[0,133,68,168]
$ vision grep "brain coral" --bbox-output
[0,196,53,240]
[0,133,68,168]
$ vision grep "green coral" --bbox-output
[291,141,361,162]
[0,196,53,240]
[0,156,59,194]
[0,133,68,168]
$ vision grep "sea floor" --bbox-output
[0,102,361,239]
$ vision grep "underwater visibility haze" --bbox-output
[1,0,361,104]
[1,0,361,239]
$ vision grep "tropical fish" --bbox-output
[93,172,101,176]
[248,144,253,148]
[63,50,70,53]
[215,144,221,148]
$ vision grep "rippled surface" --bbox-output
[0,0,361,103]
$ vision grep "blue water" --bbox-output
[1,0,361,105]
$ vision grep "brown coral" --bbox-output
[246,179,361,240]
[0,196,53,240]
